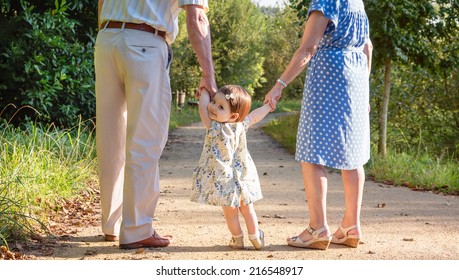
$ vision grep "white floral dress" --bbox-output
[191,117,263,207]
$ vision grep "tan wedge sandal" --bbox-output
[287,226,331,250]
[331,225,361,248]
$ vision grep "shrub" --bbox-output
[0,0,96,129]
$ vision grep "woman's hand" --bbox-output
[264,86,283,112]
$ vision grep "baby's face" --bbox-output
[207,92,234,123]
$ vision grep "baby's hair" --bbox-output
[219,85,251,122]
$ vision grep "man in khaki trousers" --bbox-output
[95,0,217,249]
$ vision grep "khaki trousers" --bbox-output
[95,27,172,244]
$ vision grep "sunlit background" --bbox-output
[251,0,287,8]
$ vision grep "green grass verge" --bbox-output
[0,119,97,246]
[169,104,201,130]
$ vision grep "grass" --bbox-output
[366,149,459,194]
[0,118,97,246]
[261,112,459,194]
[262,112,299,154]
[169,104,201,129]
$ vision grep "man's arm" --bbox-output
[98,0,104,29]
[183,5,218,96]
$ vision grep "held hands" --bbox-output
[196,77,218,99]
[264,86,283,112]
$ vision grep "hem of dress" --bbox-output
[294,157,370,170]
[190,197,263,207]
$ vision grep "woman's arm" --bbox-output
[264,11,329,109]
[198,89,212,129]
[363,39,373,75]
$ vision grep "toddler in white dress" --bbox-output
[191,85,271,250]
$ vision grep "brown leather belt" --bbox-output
[103,21,166,39]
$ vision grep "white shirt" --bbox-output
[100,0,209,44]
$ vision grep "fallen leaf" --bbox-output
[403,238,414,242]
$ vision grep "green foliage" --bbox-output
[369,62,459,158]
[0,0,96,128]
[256,6,305,100]
[169,12,203,96]
[0,174,49,246]
[366,149,459,194]
[208,0,267,93]
[170,0,267,96]
[0,117,97,244]
[365,0,459,70]
[169,103,201,130]
[262,113,299,154]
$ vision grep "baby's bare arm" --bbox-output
[199,89,212,129]
[248,103,271,127]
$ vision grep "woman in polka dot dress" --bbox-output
[265,0,373,250]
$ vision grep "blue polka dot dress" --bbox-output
[295,0,371,170]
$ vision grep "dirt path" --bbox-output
[18,114,459,261]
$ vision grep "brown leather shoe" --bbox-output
[119,231,172,249]
[104,234,118,242]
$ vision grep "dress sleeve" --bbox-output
[308,0,340,30]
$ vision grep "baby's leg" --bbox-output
[222,206,243,236]
[239,202,259,236]
[240,202,264,249]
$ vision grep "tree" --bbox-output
[170,0,268,97]
[169,12,202,98]
[256,6,304,100]
[208,0,267,93]
[363,0,458,156]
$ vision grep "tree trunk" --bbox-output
[378,58,392,157]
